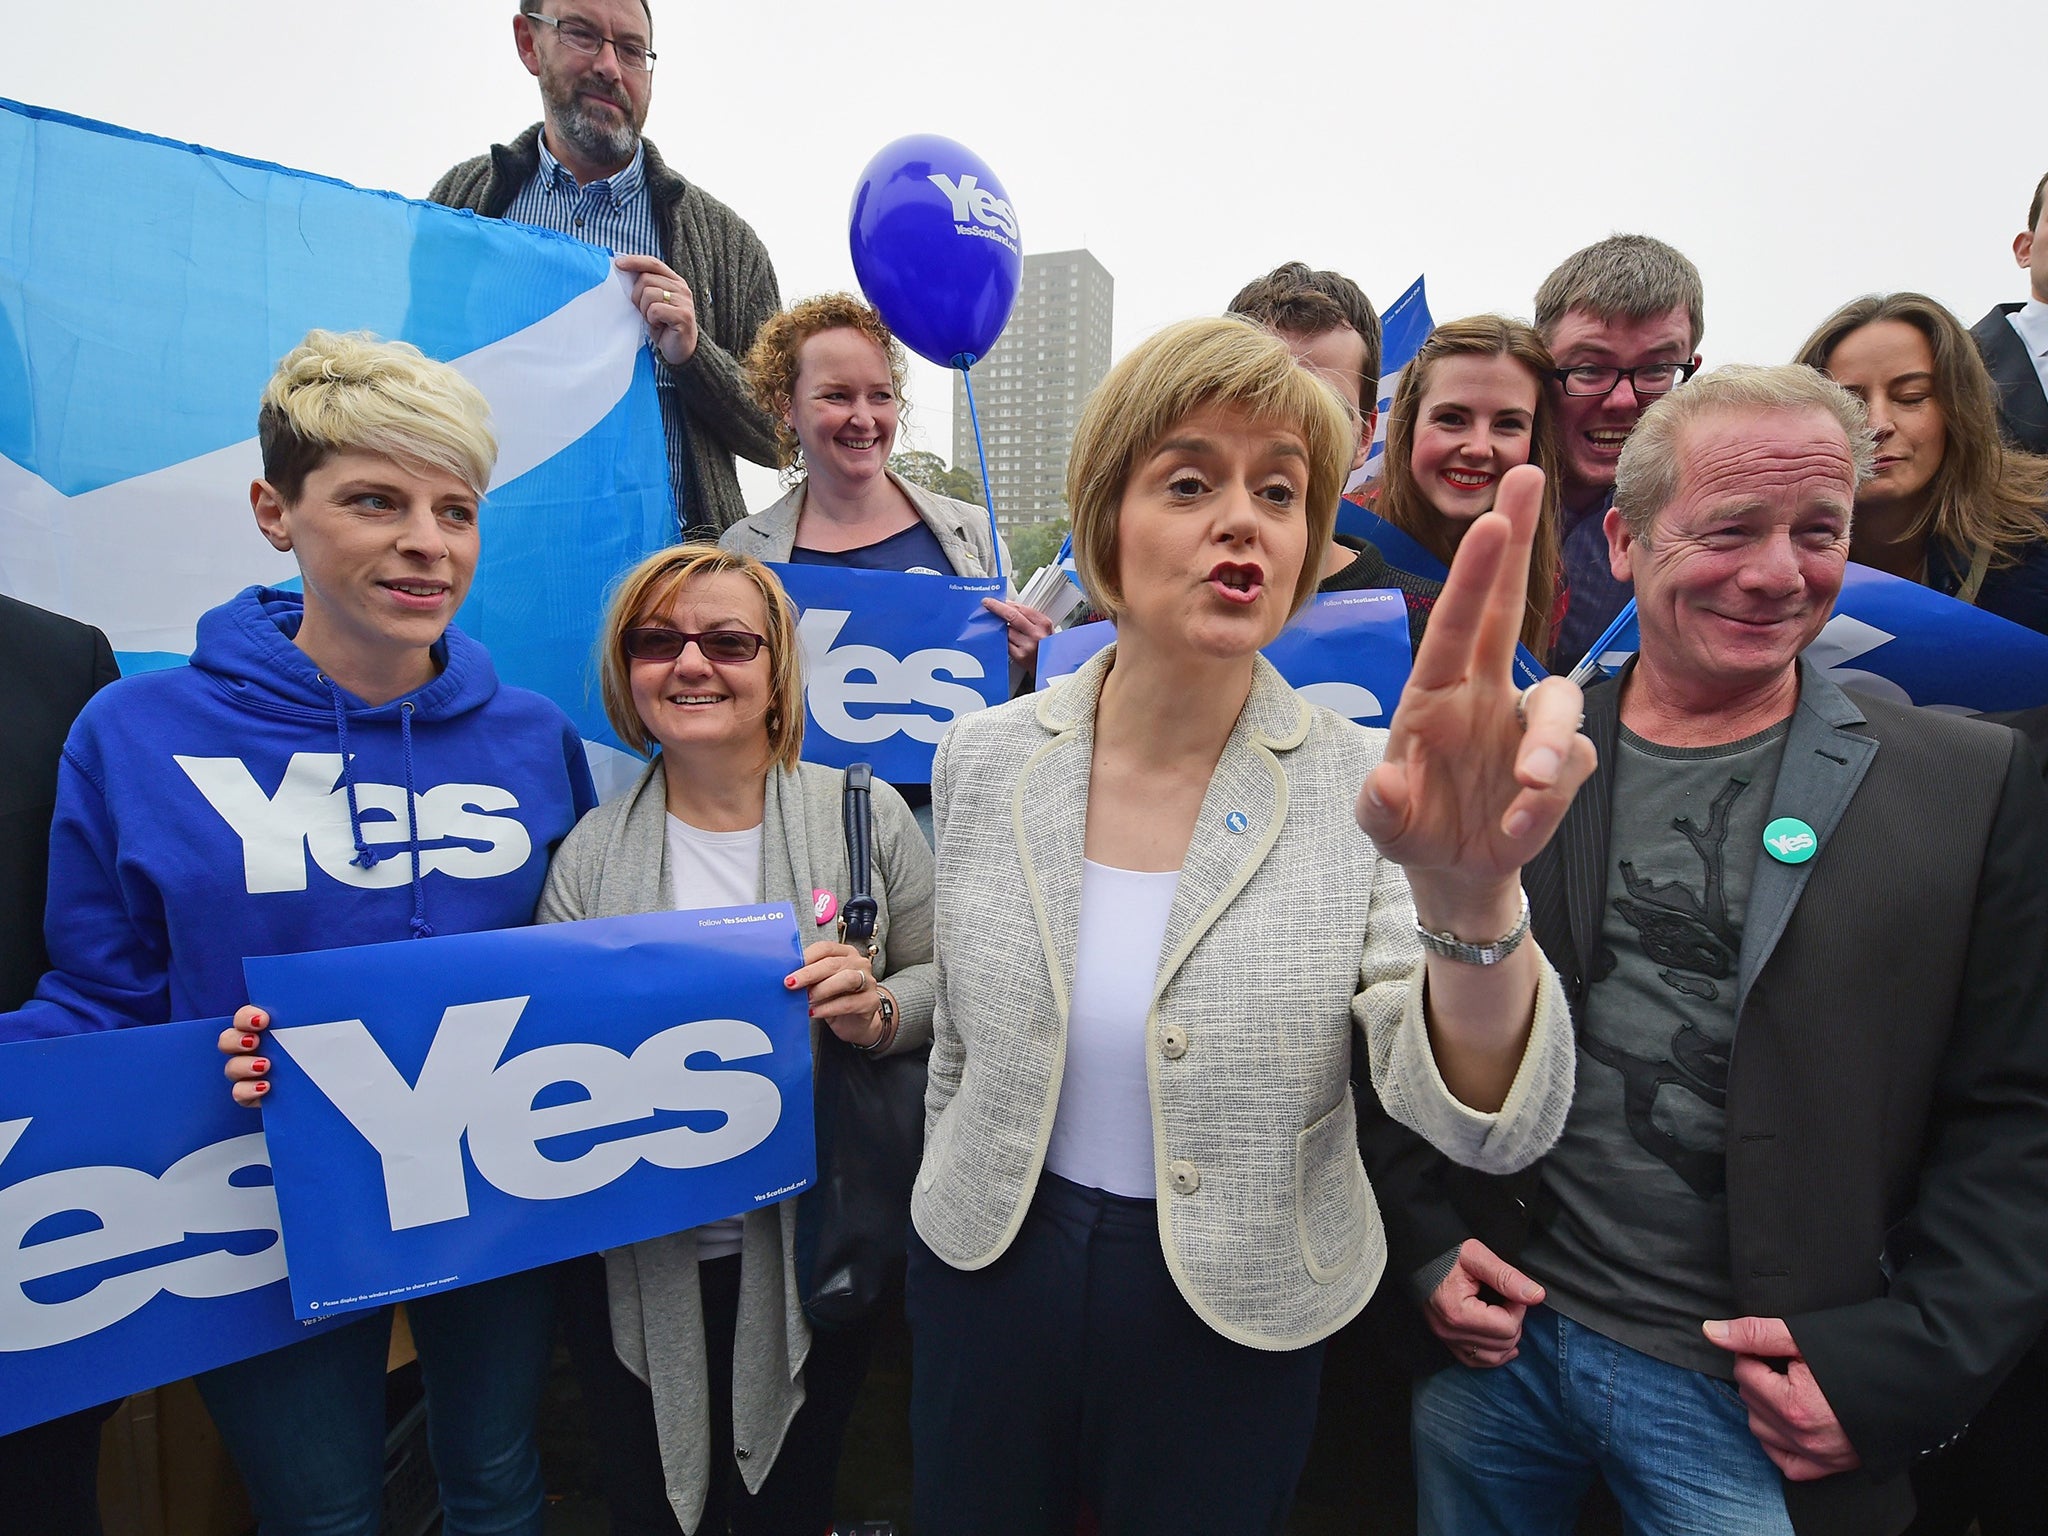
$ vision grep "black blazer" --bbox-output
[1362,662,2048,1536]
[0,596,119,1010]
[1971,305,2048,456]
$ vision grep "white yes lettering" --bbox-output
[273,997,783,1232]
[0,1121,284,1349]
[798,609,989,745]
[174,753,532,894]
[925,173,1020,243]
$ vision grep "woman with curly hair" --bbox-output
[1796,291,2048,635]
[720,293,1048,679]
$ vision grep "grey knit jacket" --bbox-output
[429,125,782,533]
[536,756,934,1533]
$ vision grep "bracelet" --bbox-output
[1413,888,1531,966]
[856,985,899,1055]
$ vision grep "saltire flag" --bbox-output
[1352,275,1434,491]
[0,100,675,797]
[1579,567,2048,713]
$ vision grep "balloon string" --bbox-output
[957,362,1005,584]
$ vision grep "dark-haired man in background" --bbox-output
[1228,261,1442,649]
[1970,172,2048,456]
[0,594,120,1533]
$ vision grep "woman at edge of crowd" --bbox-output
[1795,291,2048,637]
[13,330,599,1536]
[720,292,1050,683]
[906,315,1589,1533]
[1370,314,1567,658]
[531,544,935,1535]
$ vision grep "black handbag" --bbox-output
[793,764,930,1329]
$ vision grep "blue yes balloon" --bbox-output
[849,134,1022,368]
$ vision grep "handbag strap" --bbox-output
[840,764,878,951]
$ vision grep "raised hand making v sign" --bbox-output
[1357,462,1596,1110]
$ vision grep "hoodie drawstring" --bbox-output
[323,676,434,939]
[399,702,433,938]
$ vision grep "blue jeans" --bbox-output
[196,1266,554,1536]
[1412,1305,1793,1536]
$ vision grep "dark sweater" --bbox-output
[1318,534,1442,654]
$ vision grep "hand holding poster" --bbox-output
[0,1018,337,1436]
[245,907,815,1320]
[772,564,1009,781]
[1037,590,1415,727]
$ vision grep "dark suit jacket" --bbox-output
[1971,305,2048,456]
[1362,661,2048,1536]
[0,596,118,1010]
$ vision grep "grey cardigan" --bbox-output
[430,125,782,534]
[535,756,934,1533]
[720,472,1013,581]
[913,647,1575,1350]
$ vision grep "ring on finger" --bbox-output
[1514,683,1539,732]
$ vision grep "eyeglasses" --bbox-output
[1550,361,1699,398]
[622,627,767,663]
[522,11,657,72]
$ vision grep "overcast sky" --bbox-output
[8,0,2036,512]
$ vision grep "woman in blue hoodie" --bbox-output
[3,331,596,1536]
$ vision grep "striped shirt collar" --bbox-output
[534,131,647,205]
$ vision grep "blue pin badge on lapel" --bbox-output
[1763,817,1818,865]
[1224,811,1249,835]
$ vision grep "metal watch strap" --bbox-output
[1413,888,1532,966]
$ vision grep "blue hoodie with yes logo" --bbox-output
[1,586,598,1042]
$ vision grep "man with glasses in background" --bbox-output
[432,1,782,537]
[1534,234,1705,673]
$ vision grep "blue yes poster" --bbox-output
[246,907,815,1320]
[771,564,1009,781]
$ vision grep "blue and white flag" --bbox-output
[772,563,1009,782]
[1036,590,1414,726]
[0,1018,340,1436]
[244,907,815,1321]
[1579,566,2048,712]
[0,100,674,796]
[1354,276,1435,489]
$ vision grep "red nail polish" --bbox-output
[241,1035,258,1050]
[251,1059,268,1073]
[253,1012,267,1027]
[254,1081,270,1095]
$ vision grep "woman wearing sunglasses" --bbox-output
[534,543,935,1536]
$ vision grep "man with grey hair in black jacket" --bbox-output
[432,0,782,537]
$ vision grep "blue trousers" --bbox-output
[196,1266,554,1536]
[1411,1304,1794,1536]
[908,1171,1325,1536]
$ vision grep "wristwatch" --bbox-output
[857,988,898,1054]
[1413,889,1531,966]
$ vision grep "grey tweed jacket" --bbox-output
[912,647,1575,1350]
[536,756,933,1533]
[430,125,782,533]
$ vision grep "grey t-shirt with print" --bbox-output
[1520,718,1790,1378]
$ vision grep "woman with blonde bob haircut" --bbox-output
[1795,291,2048,635]
[538,543,935,1536]
[1372,315,1566,655]
[907,316,1589,1532]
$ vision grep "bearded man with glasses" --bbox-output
[431,1,783,539]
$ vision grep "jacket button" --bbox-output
[1169,1159,1200,1194]
[736,1446,750,1461]
[1159,1025,1188,1060]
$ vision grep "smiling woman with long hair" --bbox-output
[1373,316,1566,655]
[1796,291,2048,635]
